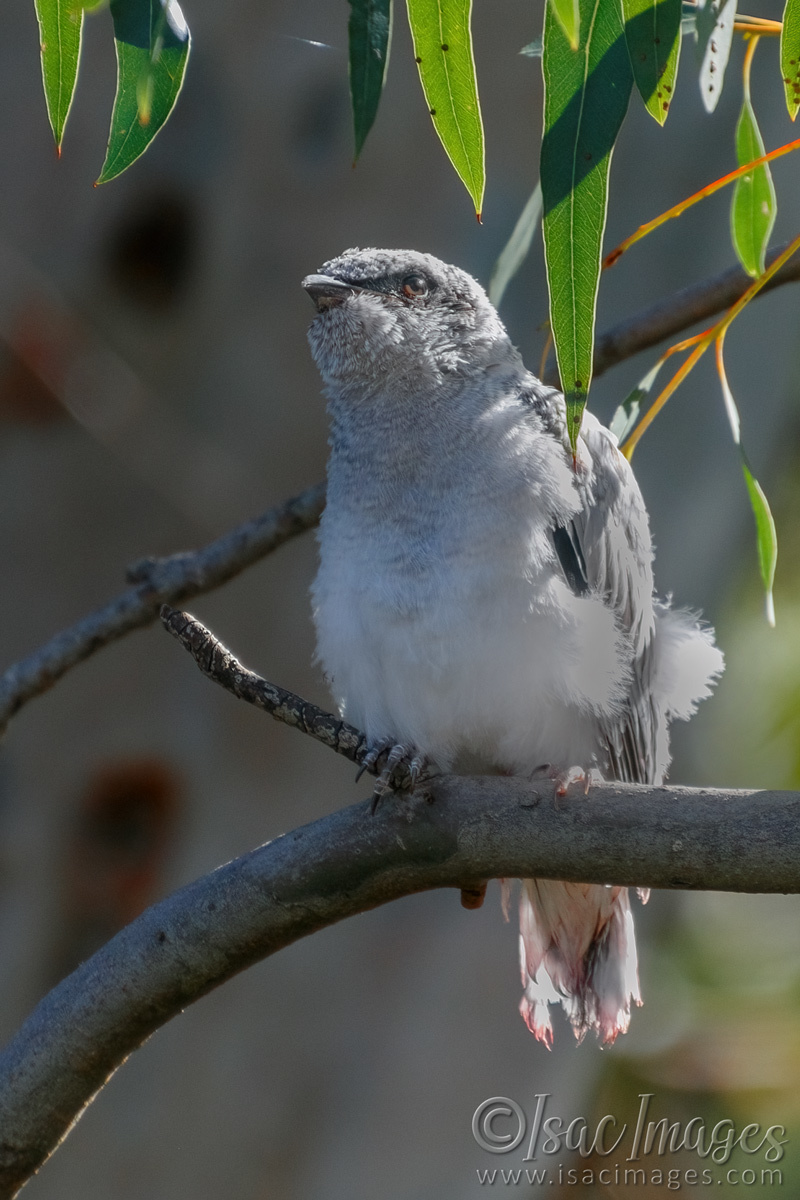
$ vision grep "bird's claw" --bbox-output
[362,741,429,812]
[553,765,590,797]
[408,753,427,789]
[355,739,391,783]
[532,763,594,804]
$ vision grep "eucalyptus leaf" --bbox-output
[695,0,737,113]
[34,0,84,150]
[97,0,190,185]
[742,461,778,626]
[348,0,393,161]
[541,0,633,449]
[718,337,777,624]
[731,89,776,277]
[549,0,580,50]
[609,359,663,443]
[488,182,543,307]
[622,0,682,124]
[781,0,800,119]
[406,0,485,216]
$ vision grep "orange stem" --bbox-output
[621,234,800,458]
[605,138,800,268]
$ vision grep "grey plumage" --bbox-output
[303,248,723,1045]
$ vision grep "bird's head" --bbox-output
[302,248,513,395]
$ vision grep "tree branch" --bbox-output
[545,239,800,384]
[159,606,419,790]
[0,769,798,1197]
[3,614,797,1193]
[3,242,798,734]
[0,483,325,734]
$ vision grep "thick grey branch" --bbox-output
[0,483,325,734]
[1,773,799,1197]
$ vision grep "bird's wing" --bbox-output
[554,409,661,785]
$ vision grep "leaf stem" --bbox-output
[622,233,800,457]
[605,137,800,267]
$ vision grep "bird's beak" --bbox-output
[302,274,358,312]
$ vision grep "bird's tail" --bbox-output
[517,878,642,1047]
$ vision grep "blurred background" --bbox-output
[1,0,799,1195]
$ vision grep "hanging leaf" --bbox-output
[781,0,800,119]
[731,41,776,277]
[742,463,778,626]
[716,335,777,625]
[34,0,85,151]
[488,182,543,307]
[622,0,682,124]
[406,0,485,217]
[541,0,633,450]
[549,0,580,51]
[97,0,191,185]
[348,0,393,161]
[695,0,737,113]
[609,359,664,442]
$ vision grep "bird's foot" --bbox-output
[532,763,595,805]
[354,739,392,784]
[363,741,430,813]
[554,765,591,796]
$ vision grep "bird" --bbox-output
[302,247,724,1047]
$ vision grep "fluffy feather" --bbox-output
[304,248,723,1045]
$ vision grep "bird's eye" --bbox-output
[401,274,428,299]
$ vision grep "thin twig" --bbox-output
[0,771,798,1198]
[160,606,418,790]
[0,483,325,734]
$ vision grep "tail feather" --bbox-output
[518,879,641,1046]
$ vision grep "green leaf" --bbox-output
[549,0,580,51]
[348,0,393,161]
[97,0,191,185]
[781,0,800,119]
[731,87,776,277]
[488,182,542,307]
[540,0,633,450]
[34,0,85,150]
[742,461,778,625]
[717,336,777,625]
[406,0,485,217]
[608,359,663,442]
[622,0,682,124]
[695,0,737,113]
